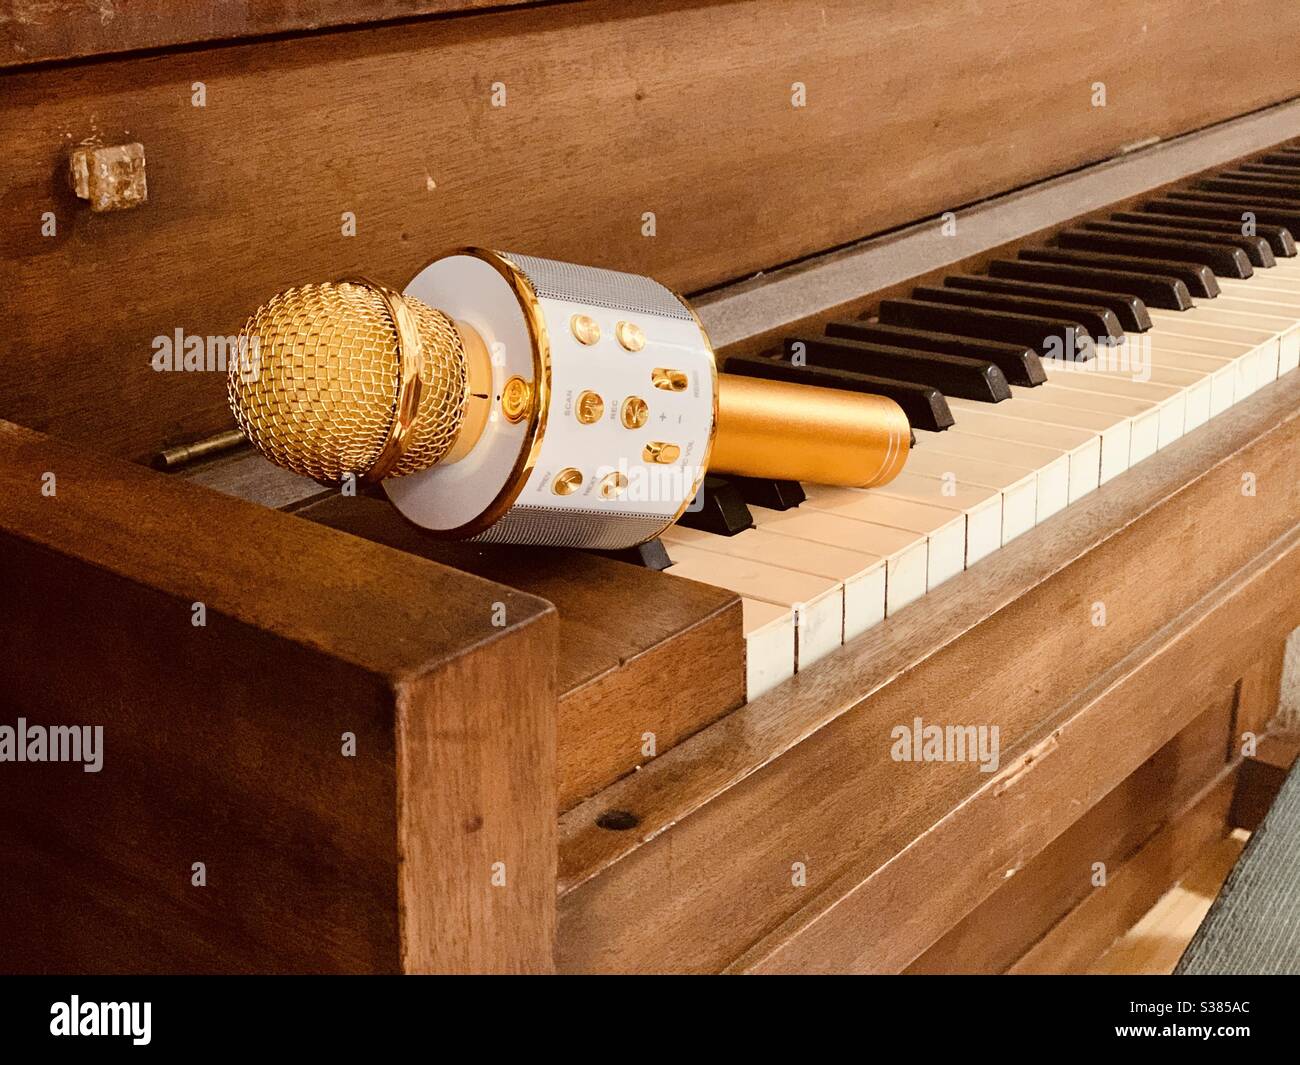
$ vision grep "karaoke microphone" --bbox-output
[228,248,910,549]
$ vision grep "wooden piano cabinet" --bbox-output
[6,0,1300,978]
[911,687,1238,973]
[555,373,1300,974]
[0,421,558,974]
[295,494,745,811]
[8,0,1300,463]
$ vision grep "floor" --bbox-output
[1090,829,1250,975]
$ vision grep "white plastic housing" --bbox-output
[385,249,716,549]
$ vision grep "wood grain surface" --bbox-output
[299,493,745,809]
[1011,772,1238,974]
[907,690,1236,973]
[0,419,558,972]
[555,372,1300,973]
[6,1,1300,459]
[0,0,553,68]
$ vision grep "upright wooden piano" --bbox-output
[2,0,1298,974]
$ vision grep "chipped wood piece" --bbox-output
[69,142,147,212]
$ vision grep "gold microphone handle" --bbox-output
[709,374,911,488]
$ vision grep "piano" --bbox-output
[1,0,1298,975]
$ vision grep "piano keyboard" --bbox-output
[663,149,1300,699]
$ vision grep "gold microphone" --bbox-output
[229,248,910,549]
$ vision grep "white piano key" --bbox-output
[901,450,1038,543]
[662,524,886,640]
[1045,360,1201,443]
[1213,279,1300,302]
[1027,372,1186,452]
[738,598,794,700]
[919,429,1071,520]
[798,485,967,589]
[1144,311,1274,399]
[749,506,928,615]
[949,394,1129,484]
[1107,332,1234,425]
[1140,344,1240,420]
[1285,345,1300,376]
[1145,309,1277,350]
[927,413,1100,505]
[1175,301,1295,381]
[1221,261,1300,289]
[1189,290,1300,379]
[1218,275,1300,297]
[1013,383,1161,465]
[1154,328,1263,400]
[870,471,1004,564]
[665,544,843,670]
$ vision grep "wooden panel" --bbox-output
[0,420,557,972]
[1010,773,1237,974]
[398,623,557,972]
[907,688,1235,974]
[697,100,1300,357]
[560,374,1300,891]
[298,493,744,809]
[6,1,1300,459]
[0,0,550,68]
[1091,828,1248,975]
[556,375,1300,974]
[1230,734,1300,831]
[1236,641,1290,739]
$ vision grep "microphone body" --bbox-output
[230,248,910,549]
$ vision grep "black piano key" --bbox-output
[1259,151,1300,166]
[1018,247,1220,299]
[987,258,1193,311]
[1210,170,1298,190]
[1197,176,1300,200]
[723,352,954,431]
[1144,197,1300,237]
[909,283,1125,341]
[1118,210,1296,258]
[876,299,1092,363]
[1053,229,1253,279]
[1161,191,1300,230]
[785,334,1012,401]
[1082,219,1275,268]
[676,475,753,537]
[723,475,806,511]
[1170,186,1300,208]
[597,538,673,570]
[941,274,1151,331]
[1238,162,1300,178]
[822,320,1045,386]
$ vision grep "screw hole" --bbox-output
[596,809,639,831]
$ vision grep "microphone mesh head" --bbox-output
[227,281,468,482]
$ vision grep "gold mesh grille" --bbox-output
[227,282,468,482]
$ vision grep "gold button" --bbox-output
[620,396,649,429]
[615,321,646,352]
[643,441,681,464]
[552,468,583,495]
[597,470,629,499]
[570,314,601,345]
[575,390,604,424]
[651,367,689,392]
[501,376,533,423]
